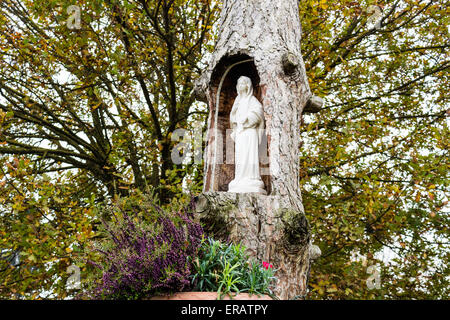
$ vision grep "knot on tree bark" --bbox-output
[280,208,310,252]
[303,95,324,114]
[192,73,209,103]
[282,52,299,75]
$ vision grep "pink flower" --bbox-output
[262,261,273,270]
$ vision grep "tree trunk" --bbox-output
[194,0,314,299]
[195,192,310,300]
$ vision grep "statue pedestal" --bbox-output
[194,192,311,300]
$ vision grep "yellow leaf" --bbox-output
[415,192,421,202]
[327,286,338,293]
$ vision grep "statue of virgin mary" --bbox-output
[228,76,266,194]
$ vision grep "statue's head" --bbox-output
[236,76,253,97]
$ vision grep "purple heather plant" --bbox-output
[85,196,204,300]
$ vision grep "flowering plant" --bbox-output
[83,196,203,300]
[262,261,273,270]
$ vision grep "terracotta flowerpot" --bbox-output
[149,292,273,300]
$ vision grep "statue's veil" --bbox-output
[240,76,253,98]
[231,76,252,118]
[230,76,264,143]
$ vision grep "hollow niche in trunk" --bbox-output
[204,54,271,194]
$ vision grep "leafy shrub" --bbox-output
[191,238,276,298]
[84,196,204,300]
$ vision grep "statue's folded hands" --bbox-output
[242,114,260,129]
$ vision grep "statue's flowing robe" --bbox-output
[228,82,265,193]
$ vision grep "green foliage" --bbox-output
[0,0,218,202]
[191,238,277,299]
[0,156,98,299]
[300,0,449,299]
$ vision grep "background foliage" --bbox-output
[299,0,449,299]
[0,0,448,299]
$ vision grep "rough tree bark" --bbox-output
[193,0,316,299]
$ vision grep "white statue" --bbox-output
[228,76,266,194]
